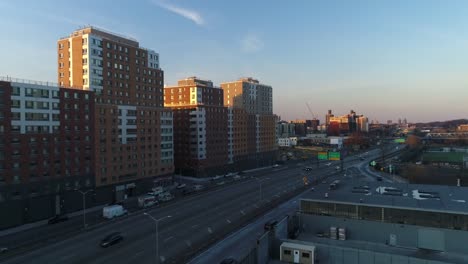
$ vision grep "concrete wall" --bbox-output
[310,243,449,264]
[302,214,468,255]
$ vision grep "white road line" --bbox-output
[185,240,192,248]
[207,227,213,233]
[59,254,76,261]
[240,210,246,215]
[163,236,174,243]
[226,219,231,224]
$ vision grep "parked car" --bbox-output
[272,164,280,168]
[325,163,332,166]
[377,176,383,181]
[138,195,158,208]
[147,186,164,196]
[233,175,241,180]
[100,232,123,248]
[0,247,8,254]
[225,172,237,177]
[47,214,69,225]
[264,220,278,231]
[182,188,195,196]
[159,192,174,202]
[335,166,340,170]
[217,181,225,186]
[176,183,186,189]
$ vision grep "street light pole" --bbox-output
[143,213,171,264]
[75,189,93,229]
[252,177,270,202]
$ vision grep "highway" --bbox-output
[1,147,398,264]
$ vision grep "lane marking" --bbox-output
[240,210,246,215]
[163,236,174,243]
[207,227,213,233]
[226,219,231,224]
[185,240,192,248]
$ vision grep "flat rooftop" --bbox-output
[302,181,468,215]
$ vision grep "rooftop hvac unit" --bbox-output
[338,227,346,240]
[330,226,337,240]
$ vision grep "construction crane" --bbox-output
[305,102,318,120]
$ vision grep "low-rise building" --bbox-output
[294,182,468,263]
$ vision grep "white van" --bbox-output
[103,205,128,219]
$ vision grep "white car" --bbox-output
[272,164,279,168]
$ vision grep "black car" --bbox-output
[182,188,195,196]
[100,232,123,248]
[264,220,278,231]
[377,176,383,181]
[220,258,239,264]
[47,214,69,225]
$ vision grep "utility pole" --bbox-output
[75,189,93,229]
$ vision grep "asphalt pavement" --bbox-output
[1,148,397,264]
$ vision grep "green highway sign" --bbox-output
[318,152,328,160]
[328,152,341,161]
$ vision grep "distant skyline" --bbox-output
[1,0,468,122]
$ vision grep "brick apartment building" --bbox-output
[221,78,277,169]
[0,78,95,229]
[57,27,174,201]
[164,77,228,176]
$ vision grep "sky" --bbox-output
[1,0,468,123]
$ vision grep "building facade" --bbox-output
[58,27,173,200]
[0,78,95,229]
[164,77,228,176]
[221,78,277,169]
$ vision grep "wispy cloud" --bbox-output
[241,33,264,53]
[152,0,204,26]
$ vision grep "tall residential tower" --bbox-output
[58,27,173,200]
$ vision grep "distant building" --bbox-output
[458,124,468,132]
[325,110,334,126]
[221,78,277,169]
[290,119,307,136]
[356,116,369,132]
[278,137,298,147]
[278,121,295,137]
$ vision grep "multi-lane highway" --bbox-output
[1,148,397,264]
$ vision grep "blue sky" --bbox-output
[1,0,468,122]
